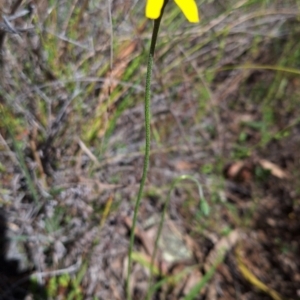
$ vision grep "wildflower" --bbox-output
[146,0,199,23]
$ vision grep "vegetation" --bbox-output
[0,0,299,299]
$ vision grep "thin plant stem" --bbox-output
[126,1,169,299]
[146,175,209,300]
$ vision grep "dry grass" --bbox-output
[0,0,300,299]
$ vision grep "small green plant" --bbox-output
[146,175,209,300]
[44,207,65,234]
[127,1,202,299]
[41,264,87,300]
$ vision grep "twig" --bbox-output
[2,16,20,34]
[0,4,33,36]
[77,138,101,167]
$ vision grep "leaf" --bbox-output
[258,159,289,179]
[131,252,160,276]
[235,246,283,300]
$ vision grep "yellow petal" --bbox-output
[146,0,164,19]
[174,0,199,23]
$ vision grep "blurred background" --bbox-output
[0,0,300,299]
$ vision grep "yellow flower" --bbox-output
[146,0,199,23]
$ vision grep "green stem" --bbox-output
[146,175,209,300]
[126,2,168,299]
